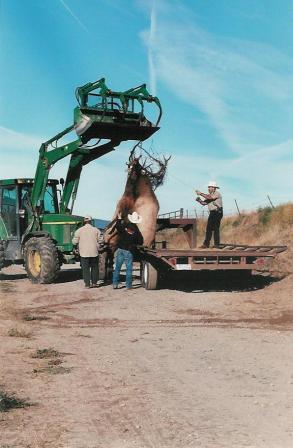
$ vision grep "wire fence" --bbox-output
[159,196,292,220]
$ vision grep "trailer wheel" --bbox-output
[141,261,158,290]
[0,240,5,270]
[24,237,60,284]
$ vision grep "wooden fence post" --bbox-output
[267,195,275,209]
[234,199,241,216]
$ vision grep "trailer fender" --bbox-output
[141,260,158,290]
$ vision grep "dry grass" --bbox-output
[219,203,293,274]
[32,365,71,375]
[7,328,32,338]
[31,348,61,359]
[23,314,49,322]
[31,347,70,375]
[0,390,31,412]
[156,228,190,249]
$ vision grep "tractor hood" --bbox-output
[41,213,83,226]
[41,214,83,252]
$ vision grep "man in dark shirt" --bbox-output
[112,212,143,290]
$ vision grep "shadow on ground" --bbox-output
[158,271,283,293]
[0,272,27,282]
[56,268,83,283]
[0,265,284,294]
[0,268,82,284]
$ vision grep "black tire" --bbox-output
[141,261,158,290]
[0,240,5,270]
[24,237,60,284]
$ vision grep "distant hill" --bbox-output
[93,218,110,230]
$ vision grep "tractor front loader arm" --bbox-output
[59,139,121,213]
[31,126,121,216]
[30,125,81,212]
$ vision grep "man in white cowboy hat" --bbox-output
[195,181,223,248]
[72,215,101,288]
[112,211,143,290]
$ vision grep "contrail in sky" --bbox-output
[148,1,157,95]
[60,0,89,33]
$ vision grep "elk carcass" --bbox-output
[100,149,170,279]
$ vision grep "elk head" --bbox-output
[128,143,171,190]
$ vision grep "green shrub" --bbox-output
[0,391,30,412]
[258,206,273,226]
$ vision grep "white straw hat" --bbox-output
[84,215,92,221]
[127,211,142,224]
[208,181,219,189]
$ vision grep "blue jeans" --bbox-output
[112,248,133,289]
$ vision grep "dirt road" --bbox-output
[1,265,293,448]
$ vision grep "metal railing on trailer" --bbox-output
[139,244,287,290]
[158,208,197,219]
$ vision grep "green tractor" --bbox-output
[0,78,161,283]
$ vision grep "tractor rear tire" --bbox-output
[141,261,158,290]
[24,237,60,284]
[0,240,5,270]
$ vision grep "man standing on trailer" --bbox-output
[195,181,223,248]
[72,215,101,288]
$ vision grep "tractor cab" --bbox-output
[0,178,59,261]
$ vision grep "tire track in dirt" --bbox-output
[23,309,293,331]
[2,268,293,447]
[57,336,165,448]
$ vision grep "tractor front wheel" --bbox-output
[0,240,5,270]
[24,237,60,284]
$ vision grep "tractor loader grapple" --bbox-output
[75,109,160,143]
[74,78,162,143]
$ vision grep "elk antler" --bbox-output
[140,149,171,189]
[128,141,141,163]
[128,142,171,189]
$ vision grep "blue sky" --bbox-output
[1,0,293,218]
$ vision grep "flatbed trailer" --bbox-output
[139,217,287,289]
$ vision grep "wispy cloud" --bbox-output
[0,126,43,151]
[157,138,293,214]
[0,126,48,180]
[139,2,293,211]
[148,1,157,95]
[1,124,291,216]
[0,126,134,218]
[59,0,89,33]
[141,3,293,155]
[99,0,136,18]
